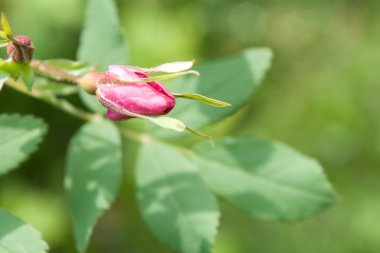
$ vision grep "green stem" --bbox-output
[5,78,100,122]
[117,124,195,157]
[31,60,80,83]
[117,125,153,143]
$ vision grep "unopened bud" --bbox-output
[96,65,176,121]
[77,72,101,95]
[7,35,35,63]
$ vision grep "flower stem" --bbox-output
[5,78,100,122]
[117,125,153,143]
[31,60,79,83]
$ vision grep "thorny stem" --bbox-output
[5,78,100,122]
[5,77,150,142]
[31,60,80,83]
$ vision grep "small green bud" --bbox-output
[7,35,35,63]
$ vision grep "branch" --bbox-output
[31,60,80,84]
[5,78,100,122]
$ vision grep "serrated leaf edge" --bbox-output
[0,114,48,175]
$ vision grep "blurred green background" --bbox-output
[1,0,380,252]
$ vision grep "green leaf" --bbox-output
[0,114,47,175]
[0,208,49,253]
[0,40,9,48]
[193,137,337,222]
[136,141,220,253]
[77,0,127,113]
[0,60,17,78]
[0,61,35,91]
[77,0,127,67]
[0,13,12,37]
[66,120,122,253]
[0,71,8,91]
[19,64,34,91]
[151,48,272,137]
[0,31,7,39]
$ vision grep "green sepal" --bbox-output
[174,93,231,107]
[146,116,210,138]
[41,59,99,76]
[146,116,186,132]
[186,126,211,138]
[34,81,78,96]
[116,70,199,84]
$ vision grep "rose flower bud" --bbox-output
[96,65,176,120]
[7,35,35,63]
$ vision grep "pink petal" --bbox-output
[97,83,175,117]
[102,65,175,100]
[106,110,131,120]
[133,72,174,99]
[107,65,140,79]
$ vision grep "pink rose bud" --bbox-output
[96,65,175,121]
[7,35,35,63]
